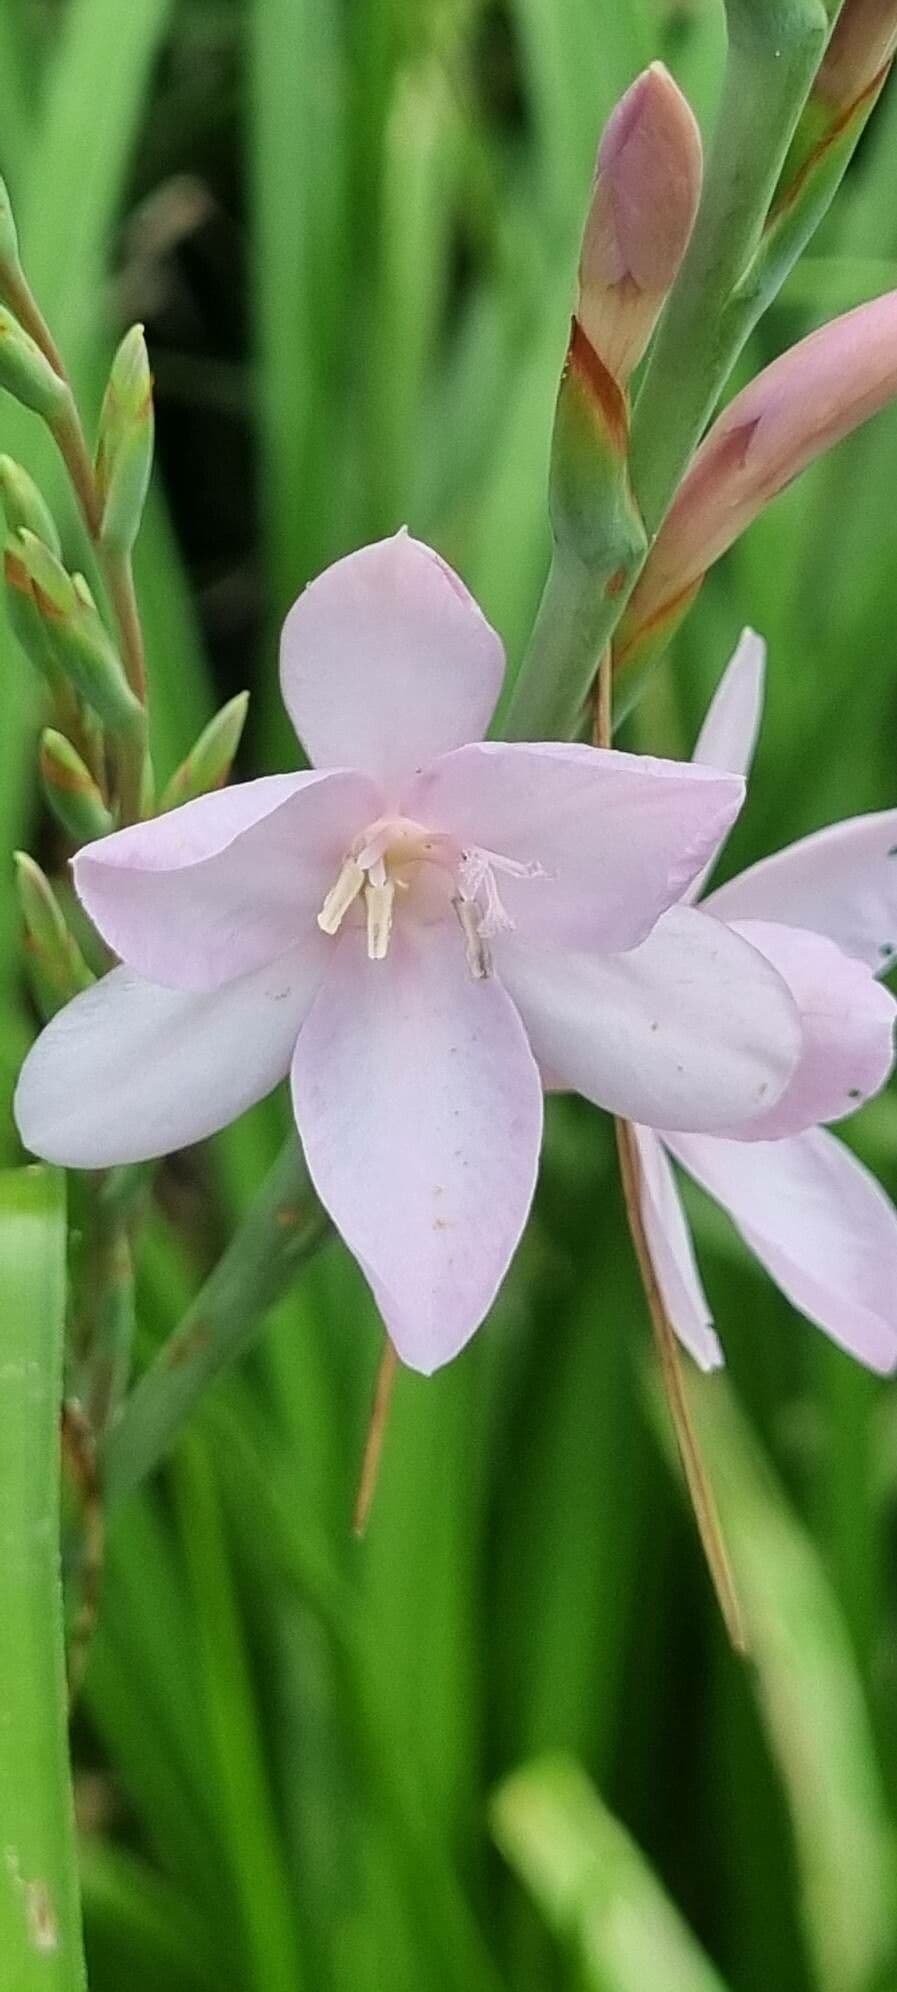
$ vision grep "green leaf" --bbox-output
[0,1165,86,1991]
[492,1754,730,1991]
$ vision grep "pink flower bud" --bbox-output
[816,0,897,109]
[578,64,702,385]
[620,289,897,650]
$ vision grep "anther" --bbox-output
[365,879,396,960]
[452,894,491,979]
[317,857,365,935]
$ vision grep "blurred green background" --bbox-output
[4,1,897,1987]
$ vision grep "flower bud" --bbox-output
[0,455,61,554]
[578,64,702,386]
[0,305,69,422]
[14,851,93,1019]
[161,691,250,810]
[39,729,114,846]
[95,325,154,555]
[7,530,142,735]
[618,288,897,662]
[816,0,897,109]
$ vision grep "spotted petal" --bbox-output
[705,810,897,975]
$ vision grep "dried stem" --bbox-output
[352,1339,400,1537]
[594,646,746,1655]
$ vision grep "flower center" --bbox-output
[316,813,545,974]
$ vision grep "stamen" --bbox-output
[365,879,395,960]
[452,894,492,979]
[318,857,365,935]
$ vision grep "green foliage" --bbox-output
[3,3,897,1990]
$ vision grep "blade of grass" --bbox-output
[0,1165,86,1991]
[492,1754,730,1991]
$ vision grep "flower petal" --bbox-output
[692,628,766,780]
[75,769,381,991]
[279,532,505,792]
[704,809,897,974]
[632,1123,721,1370]
[15,939,330,1168]
[406,741,745,952]
[711,920,895,1139]
[291,919,542,1373]
[666,1126,897,1373]
[496,903,801,1131]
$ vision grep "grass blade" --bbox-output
[0,1164,86,1990]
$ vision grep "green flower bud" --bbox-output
[10,530,142,735]
[0,456,61,553]
[161,691,250,810]
[95,325,154,554]
[39,729,114,845]
[14,851,93,1018]
[0,305,69,422]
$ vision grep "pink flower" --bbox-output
[633,632,897,1373]
[15,533,802,1372]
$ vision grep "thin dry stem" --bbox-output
[594,644,747,1656]
[352,1339,400,1537]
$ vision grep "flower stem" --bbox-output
[101,1136,329,1505]
[593,645,745,1655]
[352,1339,400,1536]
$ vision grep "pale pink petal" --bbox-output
[406,742,745,953]
[291,919,542,1373]
[666,1126,897,1373]
[75,769,381,991]
[495,904,800,1131]
[704,809,897,974]
[711,920,895,1140]
[632,1123,721,1370]
[15,937,330,1168]
[692,628,766,779]
[279,532,505,793]
[685,629,767,904]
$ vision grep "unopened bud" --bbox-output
[10,530,142,735]
[14,851,93,1018]
[0,305,68,422]
[578,64,702,386]
[95,325,154,554]
[39,730,114,845]
[161,691,250,810]
[0,456,61,553]
[618,288,897,664]
[816,0,897,108]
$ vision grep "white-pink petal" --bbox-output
[406,741,746,954]
[280,532,505,794]
[75,769,381,991]
[495,904,801,1132]
[14,939,330,1168]
[691,628,766,781]
[712,920,895,1140]
[632,1123,721,1370]
[704,809,897,975]
[291,919,542,1374]
[666,1126,897,1374]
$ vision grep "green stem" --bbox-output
[0,1167,86,1991]
[101,1137,329,1505]
[630,0,829,536]
[501,546,624,743]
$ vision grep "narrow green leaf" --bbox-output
[492,1754,730,1992]
[0,1165,86,1991]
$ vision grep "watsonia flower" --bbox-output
[15,534,803,1370]
[633,633,897,1374]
